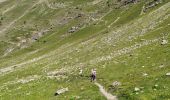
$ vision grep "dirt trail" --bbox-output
[95,82,117,100]
[2,5,16,14]
[0,0,7,3]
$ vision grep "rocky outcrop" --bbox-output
[143,0,162,12]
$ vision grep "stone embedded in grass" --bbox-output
[140,39,145,41]
[159,64,164,68]
[47,69,68,80]
[112,81,121,87]
[166,72,170,76]
[142,73,148,77]
[54,88,68,96]
[154,84,158,87]
[161,40,168,45]
[155,78,158,81]
[74,96,80,99]
[68,26,79,33]
[26,92,31,95]
[134,87,140,92]
[80,87,84,90]
[18,75,40,84]
[153,89,157,91]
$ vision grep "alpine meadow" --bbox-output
[0,0,170,100]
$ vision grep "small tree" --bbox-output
[24,21,26,24]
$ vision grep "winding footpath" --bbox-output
[95,82,117,100]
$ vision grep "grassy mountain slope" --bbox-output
[0,0,170,99]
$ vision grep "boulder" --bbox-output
[55,88,68,96]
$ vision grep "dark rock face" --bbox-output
[123,0,138,5]
[143,0,162,12]
[118,0,139,5]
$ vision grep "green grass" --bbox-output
[0,0,170,100]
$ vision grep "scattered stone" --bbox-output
[32,30,49,41]
[68,26,79,33]
[152,63,155,66]
[161,40,168,45]
[134,87,140,91]
[26,92,31,95]
[54,88,68,96]
[154,84,158,87]
[17,37,22,40]
[75,96,80,99]
[21,39,27,43]
[47,70,68,80]
[140,39,145,41]
[76,13,83,18]
[18,75,40,84]
[166,72,170,76]
[163,86,166,89]
[112,81,121,87]
[80,87,84,90]
[112,45,116,47]
[142,73,148,77]
[159,64,164,68]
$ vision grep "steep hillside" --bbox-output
[0,0,170,99]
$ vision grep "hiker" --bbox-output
[91,68,96,82]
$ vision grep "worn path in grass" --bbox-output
[95,82,117,100]
[0,0,7,3]
[0,0,43,34]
